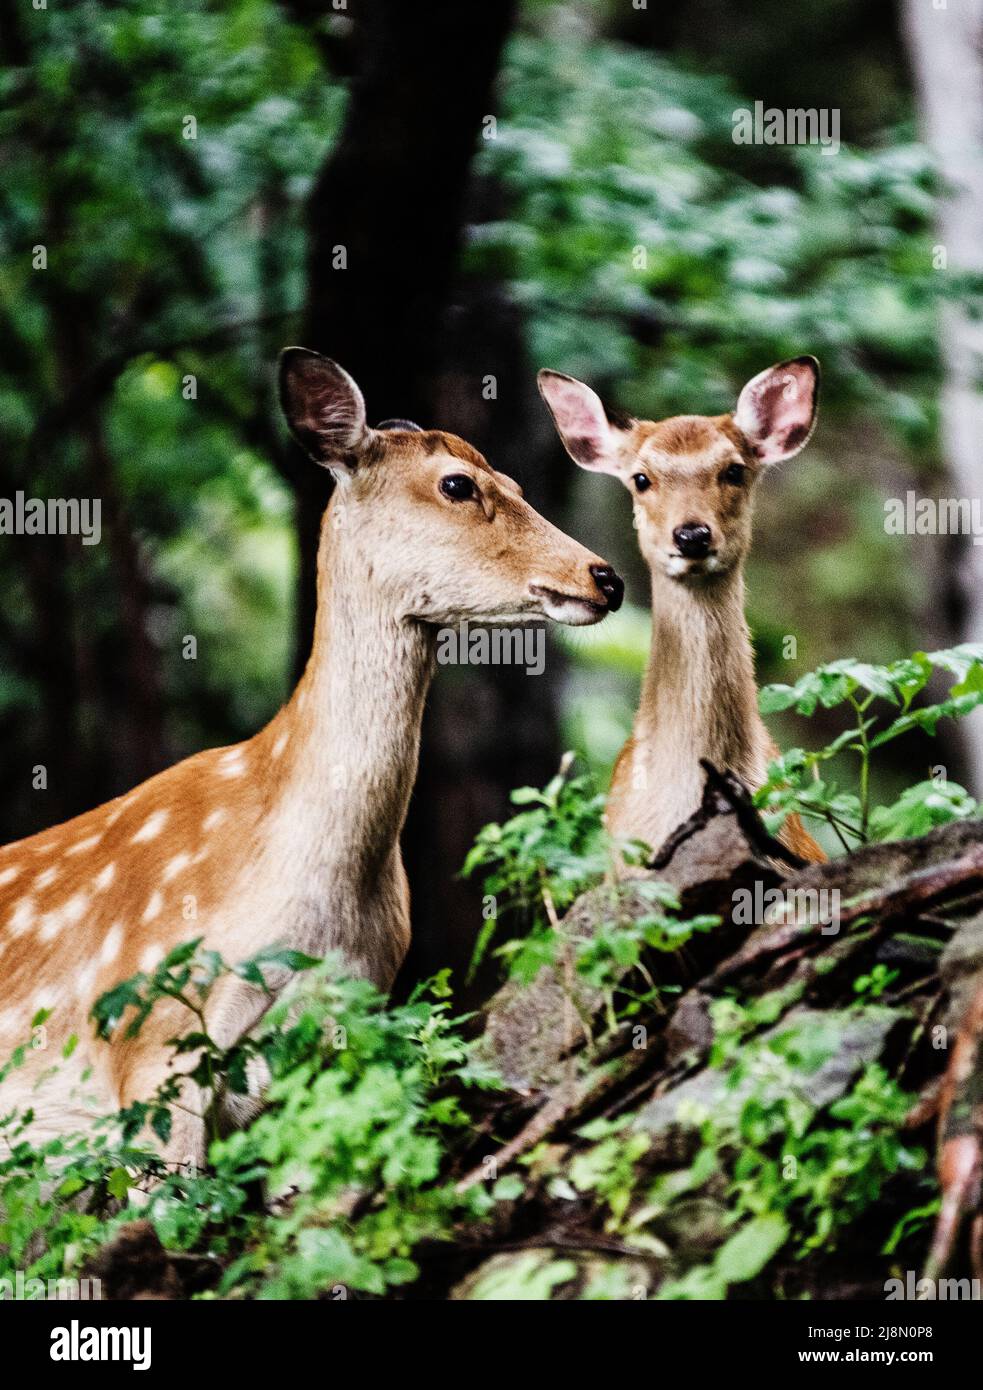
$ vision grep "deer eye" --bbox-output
[631,473,651,493]
[440,474,476,502]
[721,462,747,486]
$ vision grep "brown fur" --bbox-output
[0,360,620,1163]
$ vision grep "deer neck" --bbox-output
[250,509,435,974]
[639,566,762,769]
[610,564,767,854]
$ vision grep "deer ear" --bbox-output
[537,370,629,475]
[278,348,369,465]
[733,356,820,464]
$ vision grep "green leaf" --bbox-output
[869,780,976,841]
[714,1213,789,1285]
[492,1174,525,1201]
[107,1167,132,1201]
[151,1107,173,1146]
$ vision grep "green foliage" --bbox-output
[463,761,610,921]
[0,947,496,1298]
[568,1119,652,1224]
[92,938,321,1147]
[462,1250,578,1301]
[0,1071,165,1285]
[462,759,611,978]
[462,758,718,994]
[206,965,487,1299]
[522,998,932,1300]
[481,30,946,435]
[0,0,338,806]
[756,645,983,848]
[653,1024,929,1298]
[659,1214,791,1300]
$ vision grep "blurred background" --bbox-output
[1,0,981,992]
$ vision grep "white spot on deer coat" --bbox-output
[75,960,98,1000]
[39,908,65,942]
[132,810,169,844]
[271,731,289,760]
[100,923,123,965]
[142,891,163,923]
[65,834,102,857]
[34,867,59,890]
[93,862,116,892]
[139,943,164,972]
[0,1008,22,1038]
[162,852,191,883]
[203,809,226,831]
[8,898,35,936]
[217,749,246,779]
[0,865,21,887]
[62,893,89,926]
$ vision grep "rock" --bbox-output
[940,909,983,1028]
[632,1006,901,1138]
[476,802,772,1094]
[786,817,983,904]
[449,1246,660,1301]
[665,990,715,1065]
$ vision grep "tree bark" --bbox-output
[903,0,983,796]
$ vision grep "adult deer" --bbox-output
[0,349,624,1163]
[538,357,825,866]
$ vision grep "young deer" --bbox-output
[538,357,825,866]
[0,349,623,1164]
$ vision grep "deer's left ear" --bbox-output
[278,347,370,468]
[537,370,631,476]
[733,356,820,464]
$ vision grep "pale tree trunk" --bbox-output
[904,0,983,793]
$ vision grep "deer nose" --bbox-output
[673,523,713,559]
[590,564,624,612]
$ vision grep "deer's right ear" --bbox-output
[537,370,628,475]
[733,356,820,465]
[278,348,369,467]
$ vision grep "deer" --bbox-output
[537,356,825,869]
[0,348,624,1168]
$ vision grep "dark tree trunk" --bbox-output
[400,265,572,1000]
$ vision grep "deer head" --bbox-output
[280,349,623,625]
[537,357,819,585]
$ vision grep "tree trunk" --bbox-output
[903,0,983,796]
